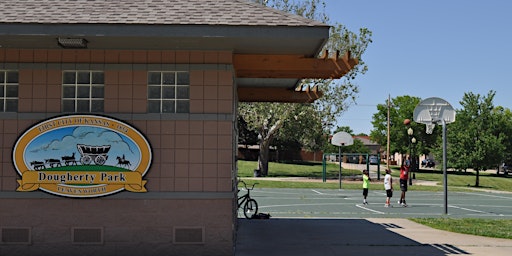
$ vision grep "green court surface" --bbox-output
[238,188,512,219]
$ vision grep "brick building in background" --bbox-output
[0,1,356,255]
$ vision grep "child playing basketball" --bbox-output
[384,169,393,207]
[362,169,370,205]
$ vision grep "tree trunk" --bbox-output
[258,140,270,176]
[475,170,480,187]
[256,118,283,177]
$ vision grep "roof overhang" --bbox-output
[235,50,358,103]
[0,23,358,103]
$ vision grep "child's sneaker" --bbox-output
[401,202,408,207]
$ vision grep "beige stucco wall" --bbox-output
[0,49,237,256]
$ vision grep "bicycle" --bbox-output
[237,180,259,219]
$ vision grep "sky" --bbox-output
[323,0,512,135]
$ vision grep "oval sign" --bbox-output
[13,114,152,198]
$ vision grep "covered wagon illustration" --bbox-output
[77,144,111,165]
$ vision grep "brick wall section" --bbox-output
[0,49,235,193]
[0,49,236,255]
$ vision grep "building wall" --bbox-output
[0,49,236,256]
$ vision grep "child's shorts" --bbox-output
[386,189,393,197]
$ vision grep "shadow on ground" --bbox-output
[235,218,464,256]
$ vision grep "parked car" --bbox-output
[369,155,379,165]
[421,159,435,168]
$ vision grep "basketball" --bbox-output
[403,119,411,125]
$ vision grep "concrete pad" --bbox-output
[235,218,512,256]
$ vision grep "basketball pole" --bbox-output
[413,97,455,215]
[339,146,342,190]
[442,119,448,215]
[387,94,391,171]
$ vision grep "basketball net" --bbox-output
[424,105,444,134]
[426,123,435,134]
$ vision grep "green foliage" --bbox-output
[370,95,426,158]
[491,106,512,164]
[434,91,505,186]
[237,116,258,146]
[238,0,373,176]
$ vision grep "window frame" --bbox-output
[0,70,19,112]
[62,70,105,113]
[147,71,190,113]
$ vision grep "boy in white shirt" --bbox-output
[384,169,393,207]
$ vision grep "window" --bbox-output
[148,71,189,113]
[62,71,104,112]
[0,70,18,112]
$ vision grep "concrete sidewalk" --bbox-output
[235,218,512,256]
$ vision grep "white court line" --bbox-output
[455,191,512,200]
[312,189,323,194]
[251,190,307,196]
[311,189,345,196]
[449,205,494,215]
[355,204,385,214]
[259,202,351,209]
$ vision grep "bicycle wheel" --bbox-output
[243,199,258,219]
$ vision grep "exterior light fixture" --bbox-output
[57,37,88,49]
[406,126,414,185]
[407,127,413,136]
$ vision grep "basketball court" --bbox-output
[240,187,512,219]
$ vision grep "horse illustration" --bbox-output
[45,158,62,168]
[116,155,131,169]
[61,152,77,166]
[30,160,46,170]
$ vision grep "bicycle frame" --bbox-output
[237,180,259,218]
[237,180,255,208]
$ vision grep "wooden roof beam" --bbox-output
[233,50,358,79]
[238,87,323,103]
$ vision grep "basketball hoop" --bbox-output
[413,97,455,215]
[425,123,435,134]
[413,97,456,134]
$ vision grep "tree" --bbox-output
[439,91,505,187]
[370,95,428,164]
[240,0,372,176]
[493,106,512,169]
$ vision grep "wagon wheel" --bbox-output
[81,155,93,165]
[95,155,107,165]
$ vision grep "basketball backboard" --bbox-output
[413,97,456,134]
[331,131,353,146]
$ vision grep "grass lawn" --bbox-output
[411,218,512,239]
[237,160,512,192]
[237,160,512,239]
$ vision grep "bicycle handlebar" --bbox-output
[238,179,258,190]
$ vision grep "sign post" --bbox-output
[331,132,354,190]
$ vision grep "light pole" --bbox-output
[407,127,413,185]
[411,137,416,180]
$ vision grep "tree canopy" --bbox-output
[370,95,426,163]
[436,91,505,186]
[240,0,372,176]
